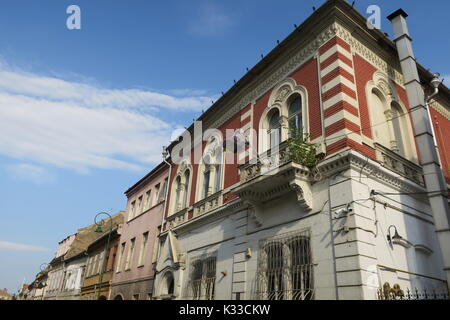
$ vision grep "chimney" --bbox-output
[388,9,450,291]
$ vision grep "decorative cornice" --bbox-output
[334,24,405,86]
[208,23,339,131]
[317,150,426,195]
[430,100,450,121]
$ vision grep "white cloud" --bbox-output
[7,163,55,185]
[188,2,235,36]
[0,241,51,252]
[0,62,214,173]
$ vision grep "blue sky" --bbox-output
[0,0,449,294]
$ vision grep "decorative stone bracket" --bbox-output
[289,180,313,211]
[243,199,263,227]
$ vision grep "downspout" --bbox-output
[388,9,450,291]
[327,176,340,300]
[426,74,444,168]
[161,146,172,237]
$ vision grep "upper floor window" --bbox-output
[138,232,149,267]
[125,238,136,271]
[159,178,168,203]
[129,201,136,220]
[145,190,152,210]
[203,162,211,199]
[268,109,281,150]
[183,170,190,208]
[116,243,126,273]
[195,137,223,203]
[153,184,161,206]
[288,95,302,137]
[259,80,308,154]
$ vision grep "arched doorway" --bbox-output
[114,294,123,300]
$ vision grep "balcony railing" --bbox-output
[374,143,425,186]
[193,192,222,218]
[239,142,291,183]
[165,208,188,229]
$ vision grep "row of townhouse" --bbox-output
[26,163,169,301]
[26,0,450,301]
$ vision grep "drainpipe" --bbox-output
[161,146,172,235]
[388,9,450,291]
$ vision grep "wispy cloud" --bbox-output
[188,2,235,36]
[0,61,214,173]
[6,163,55,185]
[0,241,51,252]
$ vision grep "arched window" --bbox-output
[288,95,302,137]
[391,102,408,158]
[183,170,190,208]
[213,150,222,194]
[203,163,211,199]
[369,90,391,148]
[268,110,281,150]
[174,176,182,212]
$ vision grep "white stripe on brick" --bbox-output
[321,59,354,78]
[324,110,361,128]
[323,92,358,110]
[240,121,252,132]
[241,109,252,121]
[322,76,356,93]
[320,45,353,63]
[326,128,361,143]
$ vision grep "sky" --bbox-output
[0,0,449,294]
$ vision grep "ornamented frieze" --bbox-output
[430,100,450,121]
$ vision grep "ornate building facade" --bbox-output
[152,0,450,300]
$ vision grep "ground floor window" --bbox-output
[187,255,217,300]
[255,229,314,300]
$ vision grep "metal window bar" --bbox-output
[187,256,217,300]
[255,230,314,300]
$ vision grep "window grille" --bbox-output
[186,255,217,300]
[255,230,314,300]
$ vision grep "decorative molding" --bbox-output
[317,150,426,194]
[430,100,450,121]
[334,24,404,86]
[206,21,404,136]
[208,23,340,131]
[289,181,313,211]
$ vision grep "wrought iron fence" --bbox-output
[377,287,449,300]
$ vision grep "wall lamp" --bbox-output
[387,225,403,246]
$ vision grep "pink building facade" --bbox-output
[109,162,169,300]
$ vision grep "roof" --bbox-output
[0,289,11,297]
[124,161,168,196]
[63,211,125,261]
[164,0,450,153]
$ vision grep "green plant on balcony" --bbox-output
[286,129,320,168]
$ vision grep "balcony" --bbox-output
[165,208,188,229]
[374,143,424,186]
[193,192,222,218]
[232,142,314,226]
